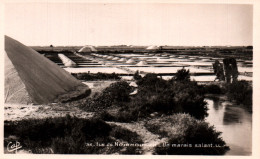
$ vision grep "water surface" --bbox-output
[205,97,252,155]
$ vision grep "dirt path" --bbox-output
[4,104,94,121]
[107,121,167,155]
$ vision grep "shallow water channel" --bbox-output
[205,97,252,155]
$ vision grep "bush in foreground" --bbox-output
[103,81,133,103]
[98,74,208,122]
[98,108,139,122]
[136,74,207,119]
[65,81,133,112]
[172,81,208,119]
[4,115,143,154]
[202,84,223,94]
[145,113,229,155]
[226,80,252,107]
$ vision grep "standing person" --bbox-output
[223,58,238,83]
[213,60,225,81]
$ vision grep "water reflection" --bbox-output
[212,97,222,111]
[223,105,242,125]
[205,97,252,155]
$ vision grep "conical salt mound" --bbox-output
[112,57,120,60]
[78,45,97,52]
[126,59,135,64]
[136,61,147,66]
[118,58,126,62]
[146,45,159,50]
[4,36,91,105]
[107,56,114,60]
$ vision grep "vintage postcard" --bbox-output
[1,0,259,158]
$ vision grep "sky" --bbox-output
[4,3,253,46]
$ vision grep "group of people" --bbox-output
[212,57,238,83]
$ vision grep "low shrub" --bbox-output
[62,81,133,112]
[4,115,143,154]
[97,73,208,122]
[79,92,113,111]
[203,84,223,94]
[133,70,142,81]
[173,68,190,81]
[98,108,139,123]
[98,111,116,121]
[226,80,252,107]
[136,73,169,93]
[172,81,208,119]
[51,136,87,154]
[103,81,133,103]
[135,74,207,119]
[110,126,143,144]
[145,114,229,155]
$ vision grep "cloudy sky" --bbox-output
[5,3,253,46]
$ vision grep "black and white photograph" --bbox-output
[1,0,259,157]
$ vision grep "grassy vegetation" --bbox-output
[43,68,250,155]
[145,114,230,155]
[173,68,190,81]
[75,81,133,112]
[54,70,209,124]
[102,81,133,103]
[201,81,252,111]
[202,84,223,94]
[54,81,133,113]
[56,85,92,103]
[96,71,208,122]
[4,115,143,154]
[225,80,252,109]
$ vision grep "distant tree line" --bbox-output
[72,72,121,81]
